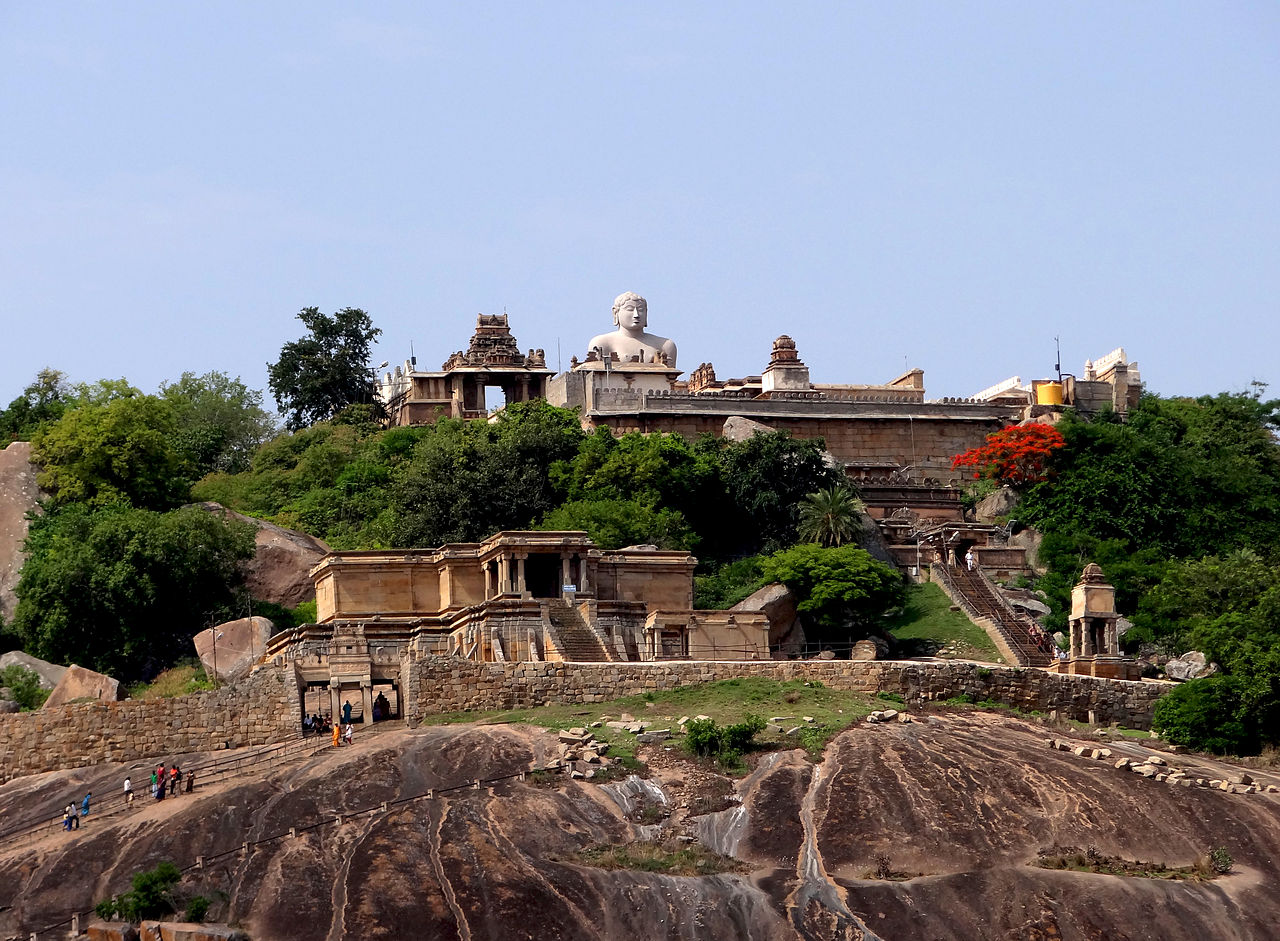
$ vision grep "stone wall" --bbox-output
[582,404,1019,468]
[0,667,300,783]
[407,658,1167,729]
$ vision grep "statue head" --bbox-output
[611,292,648,329]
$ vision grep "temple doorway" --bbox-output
[524,553,560,598]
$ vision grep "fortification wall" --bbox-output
[0,658,1167,784]
[586,409,1015,467]
[0,667,300,784]
[407,659,1166,729]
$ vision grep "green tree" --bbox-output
[797,486,865,547]
[31,390,188,509]
[1153,675,1260,755]
[715,431,842,555]
[268,307,383,431]
[161,370,278,475]
[759,543,905,640]
[540,498,695,550]
[0,368,74,442]
[12,505,256,679]
[379,402,585,547]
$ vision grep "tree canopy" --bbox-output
[161,371,278,476]
[12,504,256,680]
[268,307,383,431]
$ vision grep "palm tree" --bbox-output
[797,486,866,547]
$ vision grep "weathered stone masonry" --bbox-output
[408,659,1166,731]
[0,668,299,784]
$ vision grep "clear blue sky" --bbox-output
[3,3,1277,408]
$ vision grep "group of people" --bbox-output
[61,792,90,831]
[302,713,333,734]
[63,762,199,833]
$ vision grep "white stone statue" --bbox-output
[586,292,678,368]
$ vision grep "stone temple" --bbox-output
[267,291,1143,719]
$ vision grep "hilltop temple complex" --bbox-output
[259,291,1145,716]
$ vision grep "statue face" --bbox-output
[615,297,647,329]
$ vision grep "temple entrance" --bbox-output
[524,553,561,598]
[370,681,400,721]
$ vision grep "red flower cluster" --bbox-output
[950,423,1066,485]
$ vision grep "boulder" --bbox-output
[193,502,330,608]
[1165,651,1217,682]
[0,650,68,689]
[973,486,1019,522]
[850,639,878,661]
[0,699,19,713]
[733,583,805,656]
[721,416,777,442]
[43,664,124,708]
[194,616,275,683]
[1008,527,1045,574]
[0,440,43,623]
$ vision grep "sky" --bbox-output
[2,3,1278,410]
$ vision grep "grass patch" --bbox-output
[573,840,747,876]
[886,582,1001,662]
[127,663,216,700]
[418,677,875,767]
[1034,845,1231,881]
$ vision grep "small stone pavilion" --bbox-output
[1050,563,1141,680]
[270,531,770,722]
[376,314,553,424]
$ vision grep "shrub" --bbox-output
[684,719,722,758]
[185,896,210,923]
[0,665,49,710]
[95,861,182,924]
[1153,675,1259,755]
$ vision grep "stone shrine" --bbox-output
[1050,563,1142,680]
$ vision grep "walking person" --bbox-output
[169,766,179,796]
[65,802,79,830]
[81,792,91,819]
[343,723,353,746]
[124,776,134,808]
[332,722,341,748]
[150,769,158,799]
[965,548,975,571]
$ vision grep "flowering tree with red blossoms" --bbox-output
[950,423,1066,486]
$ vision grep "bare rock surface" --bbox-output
[733,583,805,655]
[0,650,67,689]
[192,502,329,608]
[42,664,124,708]
[973,486,1019,522]
[1166,650,1217,682]
[0,440,42,622]
[193,617,275,683]
[722,415,777,441]
[2,714,1279,939]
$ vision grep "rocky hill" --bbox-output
[1,711,1277,940]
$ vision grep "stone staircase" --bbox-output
[933,564,1054,668]
[544,601,612,662]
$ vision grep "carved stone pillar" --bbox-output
[361,681,374,725]
[329,682,341,723]
[515,555,527,595]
